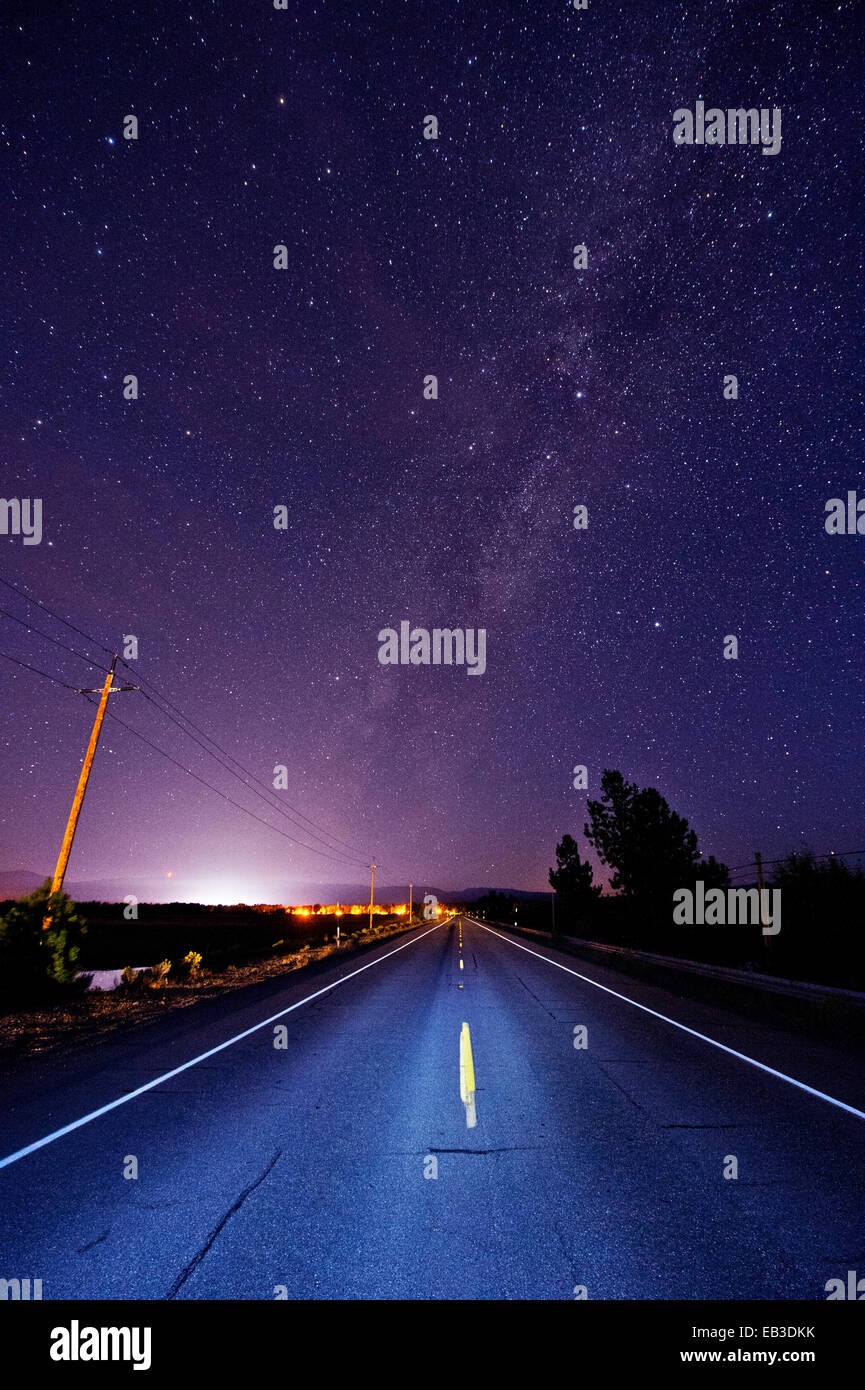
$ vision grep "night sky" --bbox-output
[1,1,861,905]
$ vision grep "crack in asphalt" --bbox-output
[515,975,559,1020]
[77,1229,110,1253]
[426,1146,543,1155]
[165,1151,282,1299]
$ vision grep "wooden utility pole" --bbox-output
[755,850,771,966]
[369,860,375,933]
[42,657,136,930]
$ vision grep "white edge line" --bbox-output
[0,923,443,1171]
[469,919,865,1123]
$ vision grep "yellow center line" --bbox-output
[459,1021,477,1128]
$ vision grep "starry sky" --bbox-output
[1,0,861,904]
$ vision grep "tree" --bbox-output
[584,770,728,909]
[769,850,865,930]
[0,880,88,998]
[474,889,510,920]
[770,849,864,895]
[549,834,600,934]
[768,850,865,986]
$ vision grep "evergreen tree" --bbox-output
[584,770,728,908]
[549,834,600,934]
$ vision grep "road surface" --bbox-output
[1,915,863,1300]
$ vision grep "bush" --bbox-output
[120,965,142,990]
[181,949,203,979]
[0,880,88,999]
[148,959,172,988]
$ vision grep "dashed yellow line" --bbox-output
[459,1021,477,1128]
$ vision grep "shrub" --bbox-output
[182,950,203,979]
[148,959,172,988]
[0,880,88,999]
[120,965,141,990]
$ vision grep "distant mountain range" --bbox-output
[0,869,550,906]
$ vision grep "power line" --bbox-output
[0,570,382,866]
[0,649,79,689]
[728,849,865,870]
[2,588,368,862]
[4,644,377,872]
[130,675,376,861]
[88,698,376,870]
[135,687,373,868]
[0,606,113,674]
[0,573,114,661]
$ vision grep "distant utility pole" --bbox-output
[409,883,412,924]
[369,860,375,934]
[42,656,138,930]
[755,850,771,966]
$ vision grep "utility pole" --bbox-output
[409,883,412,924]
[42,657,137,930]
[369,860,375,934]
[755,850,771,967]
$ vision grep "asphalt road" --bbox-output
[1,915,864,1300]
